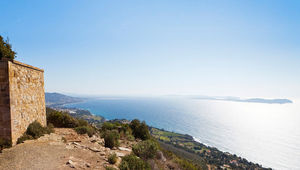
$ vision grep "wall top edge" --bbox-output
[0,60,44,72]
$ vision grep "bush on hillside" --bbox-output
[47,109,80,128]
[119,154,150,170]
[17,134,34,144]
[160,146,200,170]
[174,157,198,170]
[101,122,116,131]
[104,130,120,149]
[26,121,54,139]
[0,36,16,60]
[17,121,54,144]
[130,119,150,140]
[74,126,96,137]
[108,153,117,164]
[105,167,117,170]
[0,138,12,152]
[78,119,89,126]
[132,140,159,160]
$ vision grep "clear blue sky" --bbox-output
[1,0,299,98]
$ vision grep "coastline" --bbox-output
[49,102,271,169]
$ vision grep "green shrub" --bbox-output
[105,166,117,170]
[133,140,159,160]
[47,109,79,128]
[127,134,135,141]
[119,154,150,170]
[78,119,89,126]
[0,138,12,152]
[74,126,96,137]
[130,119,150,140]
[108,153,117,164]
[175,157,198,170]
[26,121,53,139]
[17,121,54,144]
[104,130,120,149]
[0,36,16,60]
[62,137,67,143]
[101,122,116,131]
[17,134,34,144]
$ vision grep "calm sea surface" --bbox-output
[66,97,300,170]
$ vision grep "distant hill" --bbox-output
[243,98,293,104]
[45,92,84,106]
[190,96,293,104]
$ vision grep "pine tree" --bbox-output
[0,36,17,60]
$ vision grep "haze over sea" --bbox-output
[66,97,300,170]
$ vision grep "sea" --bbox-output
[65,97,300,170]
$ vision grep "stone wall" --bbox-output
[0,60,46,145]
[0,61,11,141]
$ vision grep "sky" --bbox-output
[0,0,299,98]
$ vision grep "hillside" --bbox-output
[1,109,200,170]
[151,128,270,170]
[0,128,135,170]
[45,92,84,106]
[44,92,270,170]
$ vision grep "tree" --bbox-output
[0,36,17,60]
[130,119,151,140]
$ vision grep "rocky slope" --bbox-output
[0,128,180,170]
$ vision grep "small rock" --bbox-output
[89,147,101,152]
[85,163,91,168]
[116,152,125,157]
[118,147,132,152]
[66,160,76,168]
[73,142,81,146]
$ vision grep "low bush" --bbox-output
[174,157,198,170]
[105,166,117,170]
[108,153,117,164]
[132,140,159,160]
[17,121,54,144]
[101,122,116,131]
[46,109,79,128]
[62,137,67,143]
[74,126,96,137]
[26,121,54,139]
[17,134,34,144]
[119,154,150,170]
[104,130,120,149]
[78,119,89,127]
[160,146,201,170]
[126,134,135,141]
[0,138,12,152]
[130,119,150,140]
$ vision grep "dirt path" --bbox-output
[0,128,134,170]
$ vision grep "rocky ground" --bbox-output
[0,128,134,170]
[0,128,180,170]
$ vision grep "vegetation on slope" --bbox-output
[46,107,97,137]
[151,127,271,170]
[3,105,269,170]
[17,121,54,144]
